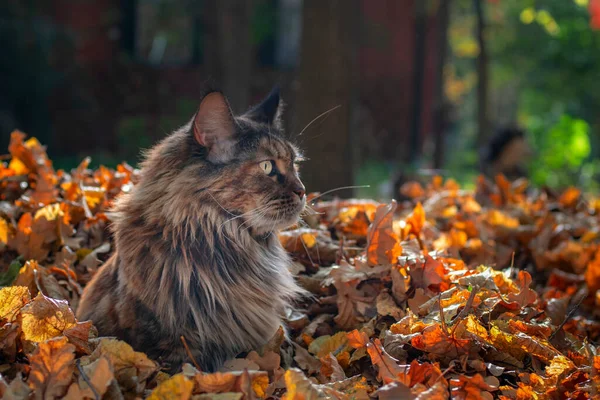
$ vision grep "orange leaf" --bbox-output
[558,187,580,208]
[366,200,402,266]
[28,337,76,399]
[406,202,426,236]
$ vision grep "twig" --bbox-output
[76,359,100,400]
[549,287,587,340]
[180,335,202,371]
[451,285,479,336]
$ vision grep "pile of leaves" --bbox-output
[0,130,599,399]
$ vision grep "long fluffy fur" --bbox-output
[77,110,306,372]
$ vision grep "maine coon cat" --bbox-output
[77,87,307,372]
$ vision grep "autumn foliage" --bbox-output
[0,131,600,399]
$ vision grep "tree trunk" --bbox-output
[474,0,489,150]
[206,0,255,113]
[433,0,452,169]
[409,0,428,167]
[294,0,357,197]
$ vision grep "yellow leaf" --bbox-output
[284,368,329,399]
[88,338,158,391]
[251,374,269,398]
[82,186,106,209]
[308,332,349,358]
[8,157,29,175]
[545,355,575,377]
[21,293,76,342]
[0,218,10,244]
[0,286,30,321]
[486,210,519,228]
[300,232,317,248]
[34,203,63,222]
[148,374,194,400]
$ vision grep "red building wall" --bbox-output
[358,0,440,161]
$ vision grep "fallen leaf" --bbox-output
[366,201,402,266]
[88,338,158,392]
[64,356,114,400]
[28,337,76,400]
[0,286,30,321]
[21,292,77,342]
[147,374,194,400]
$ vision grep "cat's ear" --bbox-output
[244,86,284,129]
[193,91,237,163]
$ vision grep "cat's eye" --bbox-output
[259,160,275,175]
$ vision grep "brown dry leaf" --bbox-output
[28,337,76,400]
[0,322,21,362]
[0,285,30,321]
[247,351,280,372]
[260,325,285,355]
[147,374,194,400]
[23,262,67,301]
[390,265,410,303]
[375,291,404,320]
[0,373,31,400]
[506,271,537,307]
[374,381,413,400]
[409,255,446,291]
[88,338,158,392]
[319,353,346,382]
[293,343,321,375]
[64,356,114,400]
[63,320,96,354]
[366,339,407,385]
[21,292,77,342]
[366,201,402,266]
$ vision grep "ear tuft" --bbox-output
[244,86,284,128]
[193,91,237,163]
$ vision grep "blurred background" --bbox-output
[1,0,599,198]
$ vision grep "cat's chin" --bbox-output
[251,213,302,236]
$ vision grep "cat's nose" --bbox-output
[292,185,306,199]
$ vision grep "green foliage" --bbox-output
[0,257,23,287]
[527,114,598,189]
[447,0,600,191]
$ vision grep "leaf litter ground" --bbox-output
[0,131,599,399]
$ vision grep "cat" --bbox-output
[77,86,308,372]
[479,126,532,180]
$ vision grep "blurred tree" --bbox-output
[474,0,489,149]
[433,0,453,169]
[294,0,358,196]
[490,0,600,188]
[216,0,255,112]
[409,0,427,166]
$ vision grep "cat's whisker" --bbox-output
[301,203,322,216]
[297,105,341,137]
[309,185,371,204]
[219,204,270,232]
[206,191,237,217]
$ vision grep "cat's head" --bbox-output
[185,87,306,234]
